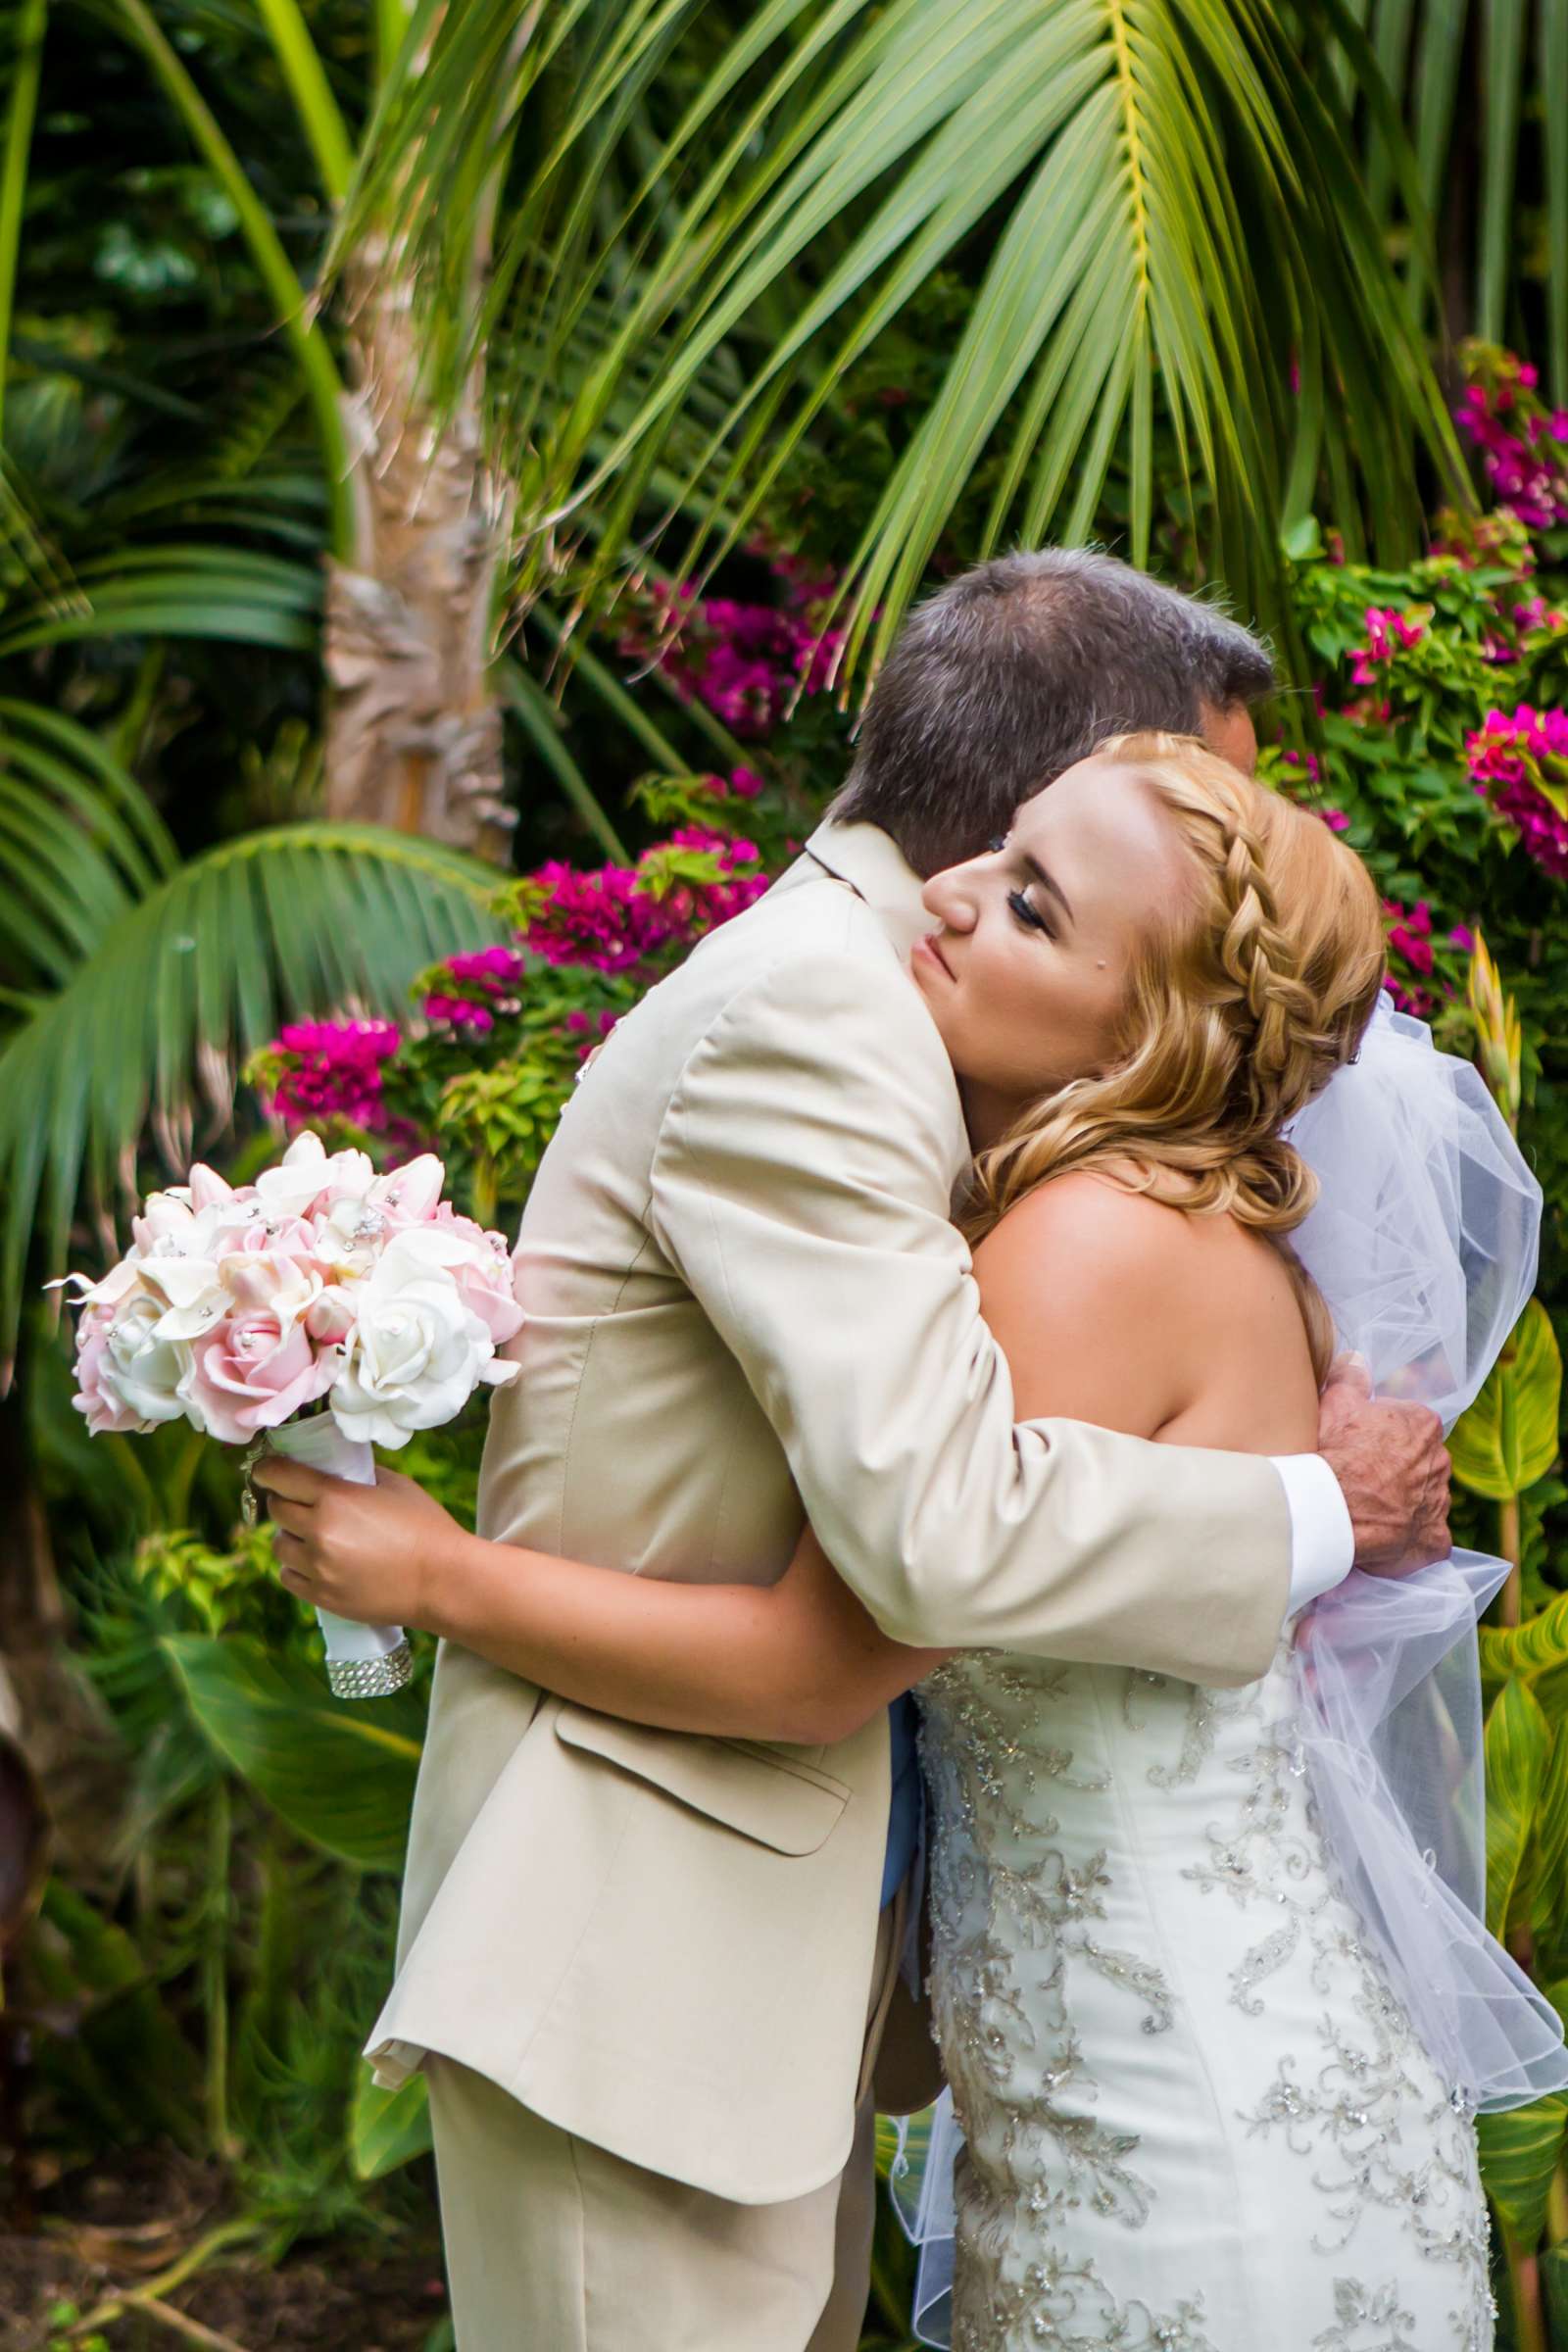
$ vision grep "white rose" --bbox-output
[252,1132,376,1223]
[311,1191,392,1275]
[135,1223,230,1341]
[326,1237,498,1446]
[97,1295,195,1428]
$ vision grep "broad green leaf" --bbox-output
[351,2065,433,2180]
[1544,2243,1568,2343]
[1485,1677,1551,1940]
[163,1634,422,1873]
[1449,1300,1563,1502]
[1531,1723,1568,1961]
[1478,2093,1568,2251]
[1540,1979,1568,2031]
[1482,1590,1568,1706]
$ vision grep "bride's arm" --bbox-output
[433,1518,947,1745]
[257,1173,1192,1744]
[255,1438,936,1743]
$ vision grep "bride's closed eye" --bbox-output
[1007,888,1055,939]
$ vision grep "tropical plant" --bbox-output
[1433,938,1567,2350]
[352,0,1471,674]
[0,704,509,1379]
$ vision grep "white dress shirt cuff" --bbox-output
[1270,1452,1355,1611]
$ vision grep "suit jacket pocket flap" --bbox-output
[553,1706,850,1855]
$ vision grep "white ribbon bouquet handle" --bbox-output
[246,1414,413,1699]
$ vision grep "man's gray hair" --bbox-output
[830,549,1276,875]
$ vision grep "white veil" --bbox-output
[892,992,1566,2348]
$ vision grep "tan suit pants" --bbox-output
[425,1899,901,2352]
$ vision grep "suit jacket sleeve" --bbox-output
[647,946,1292,1686]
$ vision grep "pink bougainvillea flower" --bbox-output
[1348,606,1427,687]
[1466,705,1568,878]
[1383,897,1435,976]
[265,1018,402,1132]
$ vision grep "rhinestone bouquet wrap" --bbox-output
[47,1131,523,1698]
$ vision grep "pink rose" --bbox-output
[221,1212,319,1261]
[180,1309,337,1443]
[366,1154,446,1228]
[426,1206,523,1344]
[449,1251,523,1347]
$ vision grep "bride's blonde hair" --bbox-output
[962,732,1387,1378]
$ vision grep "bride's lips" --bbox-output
[913,932,955,982]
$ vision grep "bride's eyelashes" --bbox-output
[1007,889,1054,938]
[985,834,1057,939]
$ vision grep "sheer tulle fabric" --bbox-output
[891,993,1565,2347]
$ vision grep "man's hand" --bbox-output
[1316,1355,1451,1577]
[250,1453,466,1630]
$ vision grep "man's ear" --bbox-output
[1198,700,1258,775]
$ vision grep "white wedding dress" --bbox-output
[914,1622,1497,2352]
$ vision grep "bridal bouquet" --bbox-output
[46,1131,523,1697]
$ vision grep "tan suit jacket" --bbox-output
[366,820,1291,2204]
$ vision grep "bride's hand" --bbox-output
[250,1453,466,1629]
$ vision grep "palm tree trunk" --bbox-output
[323,247,514,860]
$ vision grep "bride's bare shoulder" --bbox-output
[969,1172,1212,1438]
[973,1166,1199,1285]
[972,1169,1315,1443]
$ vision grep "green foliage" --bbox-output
[1485,1592,1568,1705]
[1487,1677,1553,1940]
[351,2067,433,2180]
[1452,1301,1565,1503]
[360,0,1462,657]
[163,1635,422,1874]
[1479,2096,1568,2251]
[6,0,1568,2330]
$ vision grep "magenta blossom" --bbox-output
[520,861,680,973]
[1456,379,1568,532]
[622,562,845,739]
[516,825,769,978]
[1348,606,1426,687]
[420,945,527,1029]
[1381,898,1438,1017]
[265,1019,401,1132]
[1466,705,1568,879]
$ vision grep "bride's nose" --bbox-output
[922,860,981,933]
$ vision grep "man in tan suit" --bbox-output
[366,553,1449,2351]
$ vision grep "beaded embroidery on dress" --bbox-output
[914,1623,1495,2352]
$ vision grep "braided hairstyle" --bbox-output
[961,732,1387,1379]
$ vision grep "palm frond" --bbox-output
[3,822,507,1379]
[0,544,321,655]
[0,698,178,991]
[0,0,48,449]
[357,0,1462,672]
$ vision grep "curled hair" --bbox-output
[961,733,1387,1378]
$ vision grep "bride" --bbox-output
[256,732,1552,2349]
